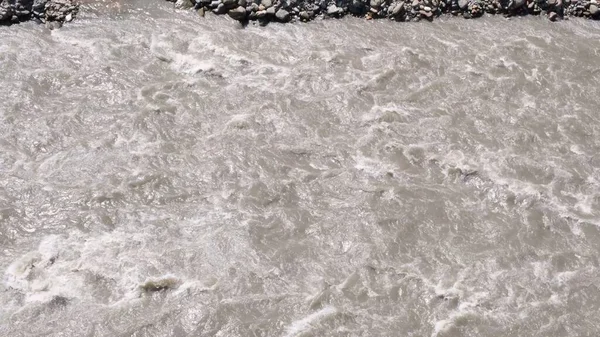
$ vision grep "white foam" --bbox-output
[283,306,338,337]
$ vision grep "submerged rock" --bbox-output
[139,275,181,293]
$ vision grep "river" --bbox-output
[1,1,600,336]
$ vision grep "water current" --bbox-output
[1,1,600,336]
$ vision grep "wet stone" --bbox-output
[228,5,246,19]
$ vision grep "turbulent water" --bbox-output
[1,1,600,336]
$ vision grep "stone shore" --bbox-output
[1,0,598,28]
[0,0,78,28]
[168,0,600,22]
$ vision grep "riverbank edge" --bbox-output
[1,0,598,28]
[167,0,600,23]
[0,0,78,28]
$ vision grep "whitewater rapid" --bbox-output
[1,2,600,336]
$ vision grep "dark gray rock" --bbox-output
[348,0,367,13]
[228,5,247,19]
[0,0,14,22]
[392,2,405,15]
[508,0,525,9]
[223,0,238,8]
[213,3,227,13]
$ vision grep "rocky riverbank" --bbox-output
[167,0,600,22]
[0,0,78,27]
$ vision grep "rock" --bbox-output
[213,3,227,13]
[349,0,366,13]
[0,1,14,22]
[275,8,290,21]
[371,0,383,7]
[198,7,205,16]
[65,12,71,21]
[256,9,267,16]
[458,0,469,9]
[420,8,433,16]
[590,4,598,15]
[509,0,526,9]
[175,0,194,9]
[45,20,62,29]
[548,10,558,19]
[392,2,405,15]
[222,0,238,8]
[327,4,340,15]
[228,5,246,19]
[261,0,272,7]
[266,6,276,15]
[238,0,247,6]
[32,0,47,13]
[424,5,432,10]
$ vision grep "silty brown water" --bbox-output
[1,2,600,336]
